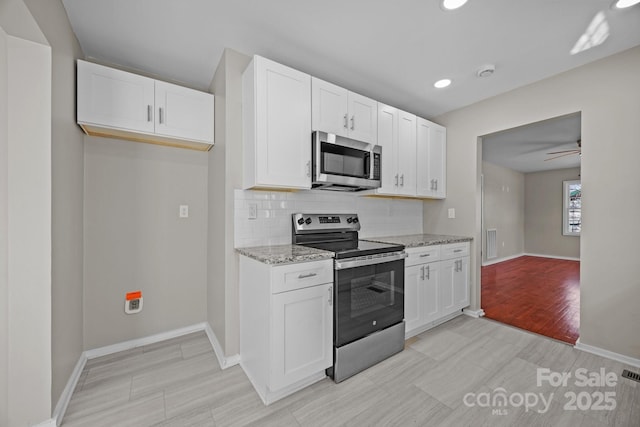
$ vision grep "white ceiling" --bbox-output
[482,113,582,174]
[60,0,640,120]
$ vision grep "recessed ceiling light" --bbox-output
[614,0,640,8]
[434,79,452,89]
[441,0,468,10]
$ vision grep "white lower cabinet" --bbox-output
[404,242,470,338]
[239,256,333,404]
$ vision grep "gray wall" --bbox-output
[83,138,208,349]
[208,49,250,358]
[524,168,581,259]
[0,13,53,426]
[427,46,640,359]
[24,0,86,405]
[482,161,524,264]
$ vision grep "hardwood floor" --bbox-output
[481,255,580,344]
[61,316,640,426]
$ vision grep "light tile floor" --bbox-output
[61,316,640,426]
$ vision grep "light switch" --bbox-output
[179,205,189,218]
[448,208,456,219]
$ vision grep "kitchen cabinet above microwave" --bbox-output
[77,60,214,151]
[242,55,312,190]
[311,77,378,145]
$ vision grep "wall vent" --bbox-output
[486,229,497,259]
[622,369,640,383]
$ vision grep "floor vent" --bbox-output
[486,229,497,259]
[622,369,640,383]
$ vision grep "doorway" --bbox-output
[480,113,581,344]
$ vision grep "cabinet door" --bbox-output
[376,103,399,195]
[77,60,155,134]
[311,77,349,137]
[422,263,441,324]
[155,80,214,143]
[429,124,446,198]
[416,117,432,197]
[271,283,333,391]
[404,264,422,334]
[348,92,378,144]
[397,110,416,196]
[439,259,456,316]
[453,257,470,310]
[255,57,312,189]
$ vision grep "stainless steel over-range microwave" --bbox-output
[311,131,381,191]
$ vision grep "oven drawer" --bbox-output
[271,259,333,294]
[440,242,470,260]
[405,246,440,266]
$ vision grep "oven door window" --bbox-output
[321,142,370,179]
[334,259,404,347]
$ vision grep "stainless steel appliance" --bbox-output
[312,131,381,191]
[292,213,405,382]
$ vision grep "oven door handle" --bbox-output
[334,251,407,270]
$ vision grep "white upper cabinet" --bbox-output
[376,103,416,196]
[243,56,312,190]
[312,77,377,144]
[77,60,214,151]
[417,117,446,198]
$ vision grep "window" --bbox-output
[563,180,581,236]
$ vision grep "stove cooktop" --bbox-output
[300,239,404,260]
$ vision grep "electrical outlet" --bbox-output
[179,205,189,218]
[125,291,143,314]
[248,203,258,220]
[448,208,456,219]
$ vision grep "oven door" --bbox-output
[334,255,405,347]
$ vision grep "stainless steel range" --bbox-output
[292,213,406,382]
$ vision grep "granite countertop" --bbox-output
[236,244,334,265]
[365,233,473,248]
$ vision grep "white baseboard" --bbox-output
[463,308,486,318]
[51,352,87,426]
[523,253,580,262]
[32,418,56,427]
[574,339,640,369]
[204,323,240,369]
[482,253,524,266]
[55,322,238,426]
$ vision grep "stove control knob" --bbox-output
[347,217,353,223]
[352,217,359,224]
[297,218,305,225]
[305,217,312,225]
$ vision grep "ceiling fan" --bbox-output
[545,139,581,161]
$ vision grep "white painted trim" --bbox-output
[52,352,87,426]
[405,311,464,339]
[32,418,56,427]
[482,253,525,266]
[574,339,640,369]
[463,308,486,318]
[523,253,580,262]
[84,323,208,360]
[204,323,240,369]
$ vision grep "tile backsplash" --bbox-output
[234,189,423,248]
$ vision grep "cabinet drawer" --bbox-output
[405,246,440,266]
[271,260,333,294]
[440,242,470,260]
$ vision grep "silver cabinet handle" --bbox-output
[420,266,425,280]
[454,249,463,253]
[298,272,317,279]
[306,161,311,177]
[350,116,355,130]
[343,114,348,129]
[158,107,164,124]
[430,179,434,190]
[419,254,430,257]
[425,265,430,280]
[395,174,399,186]
[147,105,152,122]
[400,174,404,186]
[328,286,333,306]
[434,179,438,191]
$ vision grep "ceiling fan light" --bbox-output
[441,0,468,11]
[614,0,640,9]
